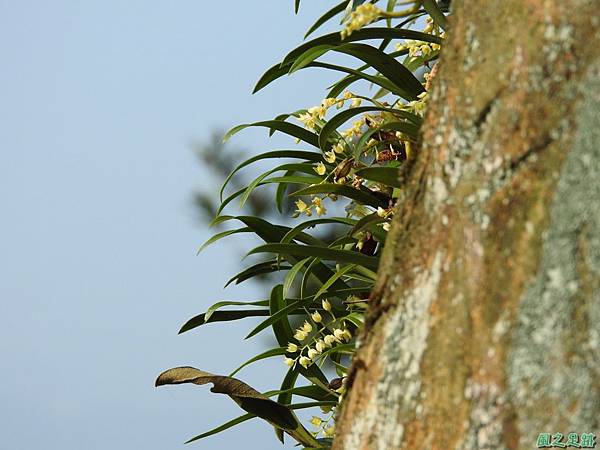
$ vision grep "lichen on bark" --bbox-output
[506,61,600,448]
[333,1,600,449]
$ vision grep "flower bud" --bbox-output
[284,357,295,367]
[324,335,336,347]
[302,320,313,333]
[299,356,311,369]
[294,329,308,341]
[287,343,298,353]
[316,339,326,352]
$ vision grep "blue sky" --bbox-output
[0,1,342,449]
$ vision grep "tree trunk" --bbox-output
[334,1,600,449]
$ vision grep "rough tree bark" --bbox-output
[334,1,600,449]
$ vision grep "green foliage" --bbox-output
[160,1,448,447]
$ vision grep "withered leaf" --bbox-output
[155,366,319,447]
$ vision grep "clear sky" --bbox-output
[0,1,340,449]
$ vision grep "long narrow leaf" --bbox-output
[246,298,306,340]
[215,175,322,217]
[247,243,380,270]
[331,43,425,100]
[326,48,409,97]
[354,120,420,158]
[277,368,299,406]
[313,264,357,300]
[304,1,347,38]
[253,62,292,94]
[219,150,323,201]
[319,106,420,151]
[283,27,443,65]
[254,29,442,93]
[197,227,251,254]
[204,299,269,322]
[305,61,407,97]
[225,260,292,287]
[422,0,447,29]
[224,121,319,148]
[218,216,350,292]
[355,166,402,188]
[291,183,388,208]
[266,385,335,402]
[281,217,356,244]
[269,284,294,347]
[289,45,334,73]
[179,310,270,334]
[283,257,312,298]
[350,212,387,236]
[185,414,256,444]
[240,163,317,208]
[229,347,287,377]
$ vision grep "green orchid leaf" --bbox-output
[254,28,442,93]
[224,121,319,148]
[422,0,447,29]
[280,217,356,244]
[219,150,323,201]
[179,310,270,334]
[240,163,317,208]
[267,385,337,402]
[184,413,256,444]
[204,299,269,322]
[313,264,357,300]
[246,297,307,340]
[304,1,347,38]
[283,27,443,66]
[224,260,292,288]
[354,120,420,158]
[229,347,288,377]
[355,166,402,188]
[288,45,335,73]
[291,183,388,208]
[318,105,420,151]
[269,284,295,347]
[350,212,387,236]
[283,257,313,298]
[197,227,252,254]
[331,43,425,100]
[247,243,380,270]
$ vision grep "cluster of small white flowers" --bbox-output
[310,414,336,438]
[406,91,429,116]
[310,414,335,438]
[308,374,346,438]
[297,98,337,131]
[314,162,327,176]
[296,93,362,179]
[375,206,393,232]
[395,19,444,57]
[341,3,382,39]
[298,92,359,134]
[294,196,327,217]
[395,91,428,117]
[283,299,353,370]
[396,39,441,57]
[298,94,358,132]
